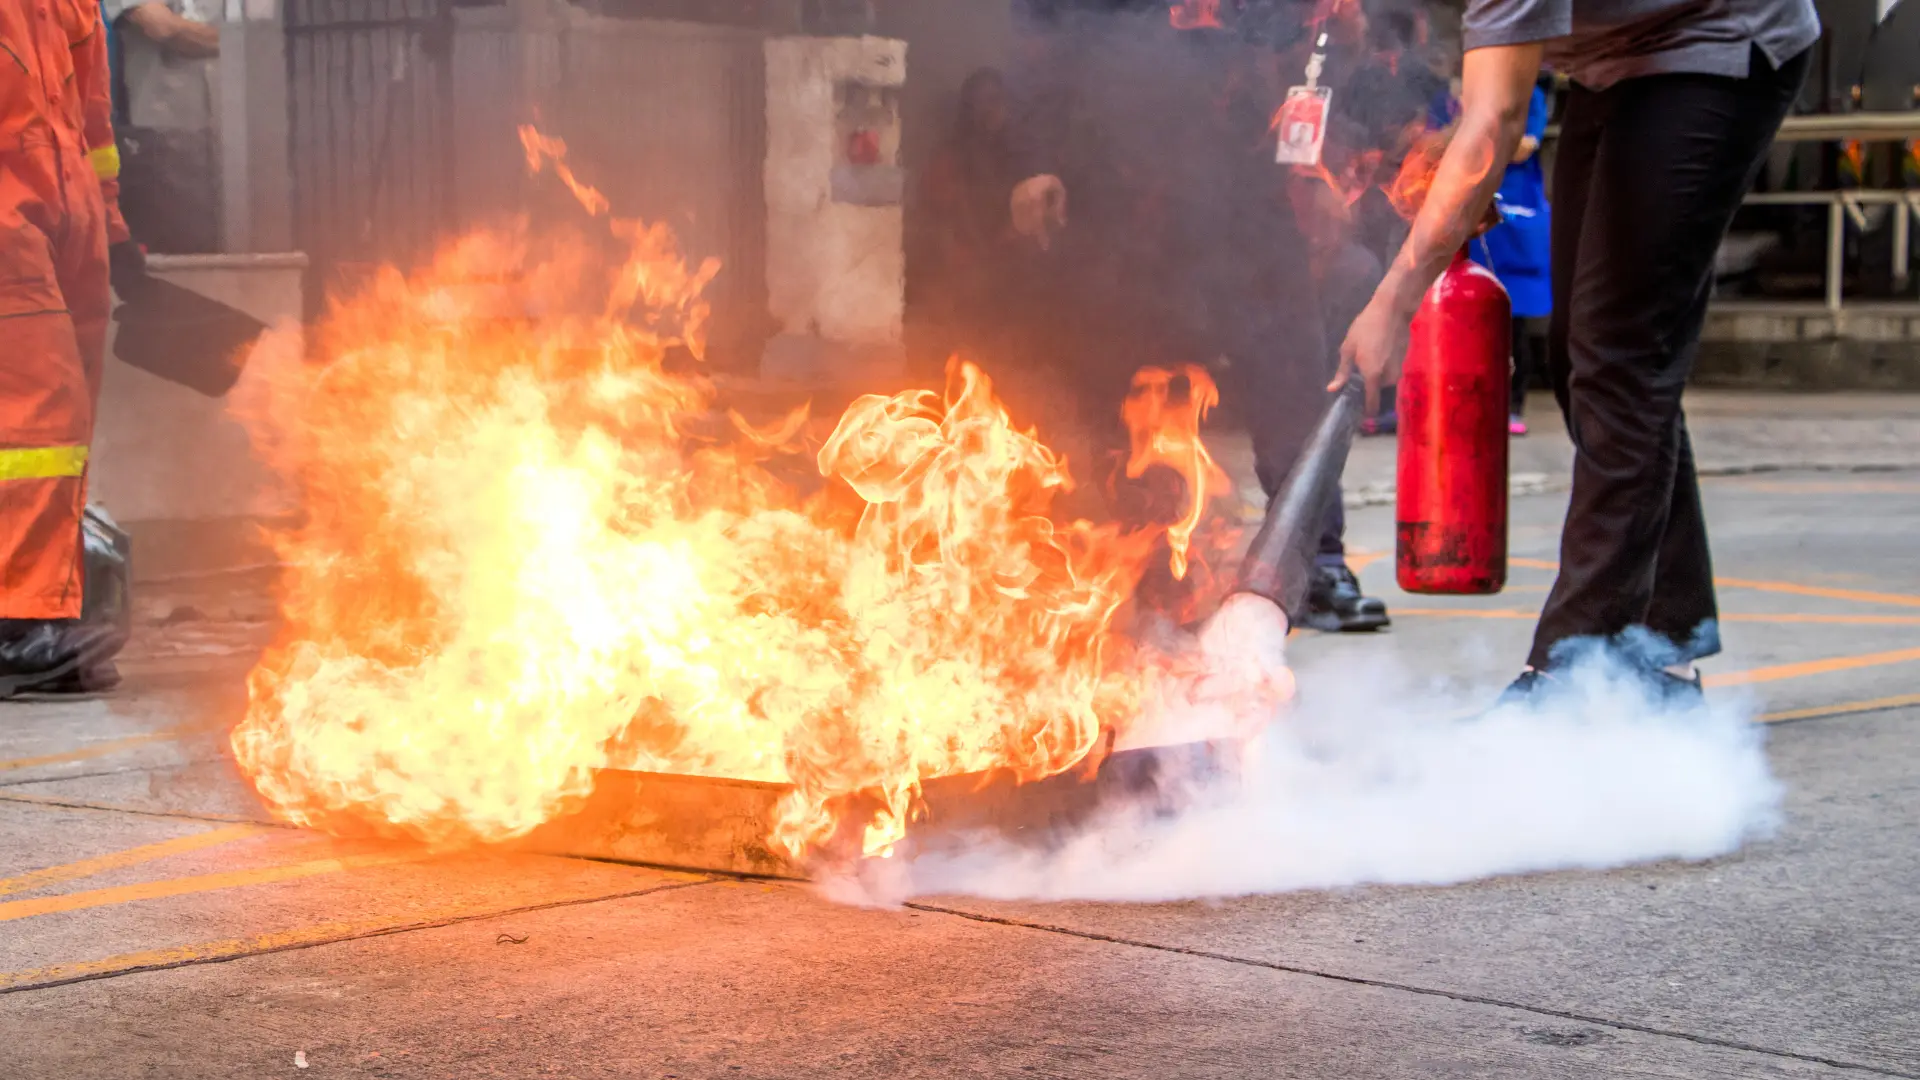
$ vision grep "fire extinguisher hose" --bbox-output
[1233,380,1365,620]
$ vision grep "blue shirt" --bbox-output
[1472,86,1553,318]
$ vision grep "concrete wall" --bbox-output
[1698,304,1920,389]
[761,35,908,382]
[91,256,304,525]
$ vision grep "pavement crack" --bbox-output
[0,877,723,997]
[906,902,1918,1079]
[0,759,231,789]
[0,792,275,826]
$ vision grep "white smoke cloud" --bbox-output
[834,602,1783,905]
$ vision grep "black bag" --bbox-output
[81,506,133,637]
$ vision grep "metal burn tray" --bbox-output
[518,740,1236,878]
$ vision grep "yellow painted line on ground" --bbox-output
[0,849,430,923]
[1395,607,1536,619]
[1394,608,1920,627]
[1394,610,1920,694]
[1721,612,1920,626]
[1712,577,1920,610]
[1346,551,1389,574]
[1706,646,1920,688]
[0,729,186,774]
[1507,558,1920,609]
[0,824,265,899]
[0,875,713,993]
[1760,693,1920,724]
[1730,479,1920,495]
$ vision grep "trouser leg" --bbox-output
[1237,239,1373,566]
[1510,316,1534,415]
[0,157,104,621]
[1528,49,1808,670]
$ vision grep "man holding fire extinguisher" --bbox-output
[1331,0,1818,699]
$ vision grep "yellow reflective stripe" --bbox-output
[89,145,121,181]
[0,446,89,482]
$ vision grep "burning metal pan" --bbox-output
[518,740,1237,879]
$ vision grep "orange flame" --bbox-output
[230,133,1236,860]
[1169,0,1223,29]
[1122,366,1229,580]
[519,126,611,218]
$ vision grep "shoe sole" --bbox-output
[0,634,126,701]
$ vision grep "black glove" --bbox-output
[109,240,150,301]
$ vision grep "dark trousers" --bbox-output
[1511,316,1540,415]
[1529,48,1809,670]
[1236,241,1373,570]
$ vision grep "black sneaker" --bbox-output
[1302,565,1391,633]
[1496,665,1705,712]
[1654,666,1706,706]
[0,620,128,700]
[23,659,124,696]
[1496,667,1558,709]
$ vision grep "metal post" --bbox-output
[1827,196,1846,312]
[1896,197,1913,296]
[218,16,294,253]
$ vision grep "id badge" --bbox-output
[1274,85,1333,166]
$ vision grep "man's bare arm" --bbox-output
[121,3,220,57]
[1331,44,1543,409]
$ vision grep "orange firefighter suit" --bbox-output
[0,0,127,618]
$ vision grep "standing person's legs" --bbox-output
[1236,238,1388,631]
[0,144,125,696]
[0,149,100,623]
[1509,316,1535,417]
[1528,49,1809,674]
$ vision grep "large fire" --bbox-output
[231,129,1269,861]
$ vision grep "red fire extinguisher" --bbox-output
[1396,247,1510,595]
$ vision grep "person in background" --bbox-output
[1333,0,1817,700]
[918,70,1023,368]
[1469,76,1553,436]
[1008,18,1391,633]
[103,0,220,253]
[1335,0,1448,437]
[1289,125,1394,632]
[0,0,136,695]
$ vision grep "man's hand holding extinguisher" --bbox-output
[1328,45,1543,416]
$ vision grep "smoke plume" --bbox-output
[837,603,1783,904]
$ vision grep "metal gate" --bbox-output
[283,0,457,316]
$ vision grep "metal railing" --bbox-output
[283,0,457,314]
[1545,113,1920,313]
[1739,189,1920,311]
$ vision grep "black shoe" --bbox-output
[1496,667,1558,709]
[24,659,123,696]
[0,620,128,700]
[1654,666,1706,707]
[1496,665,1705,712]
[1302,565,1391,633]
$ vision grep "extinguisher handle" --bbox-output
[1233,381,1365,620]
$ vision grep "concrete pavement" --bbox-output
[2,396,1917,1079]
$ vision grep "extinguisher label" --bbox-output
[1274,85,1332,166]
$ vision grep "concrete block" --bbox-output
[1697,303,1920,389]
[519,741,1233,877]
[762,35,907,374]
[91,254,305,525]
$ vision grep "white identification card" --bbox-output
[1274,85,1333,166]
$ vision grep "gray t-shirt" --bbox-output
[1463,0,1821,90]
